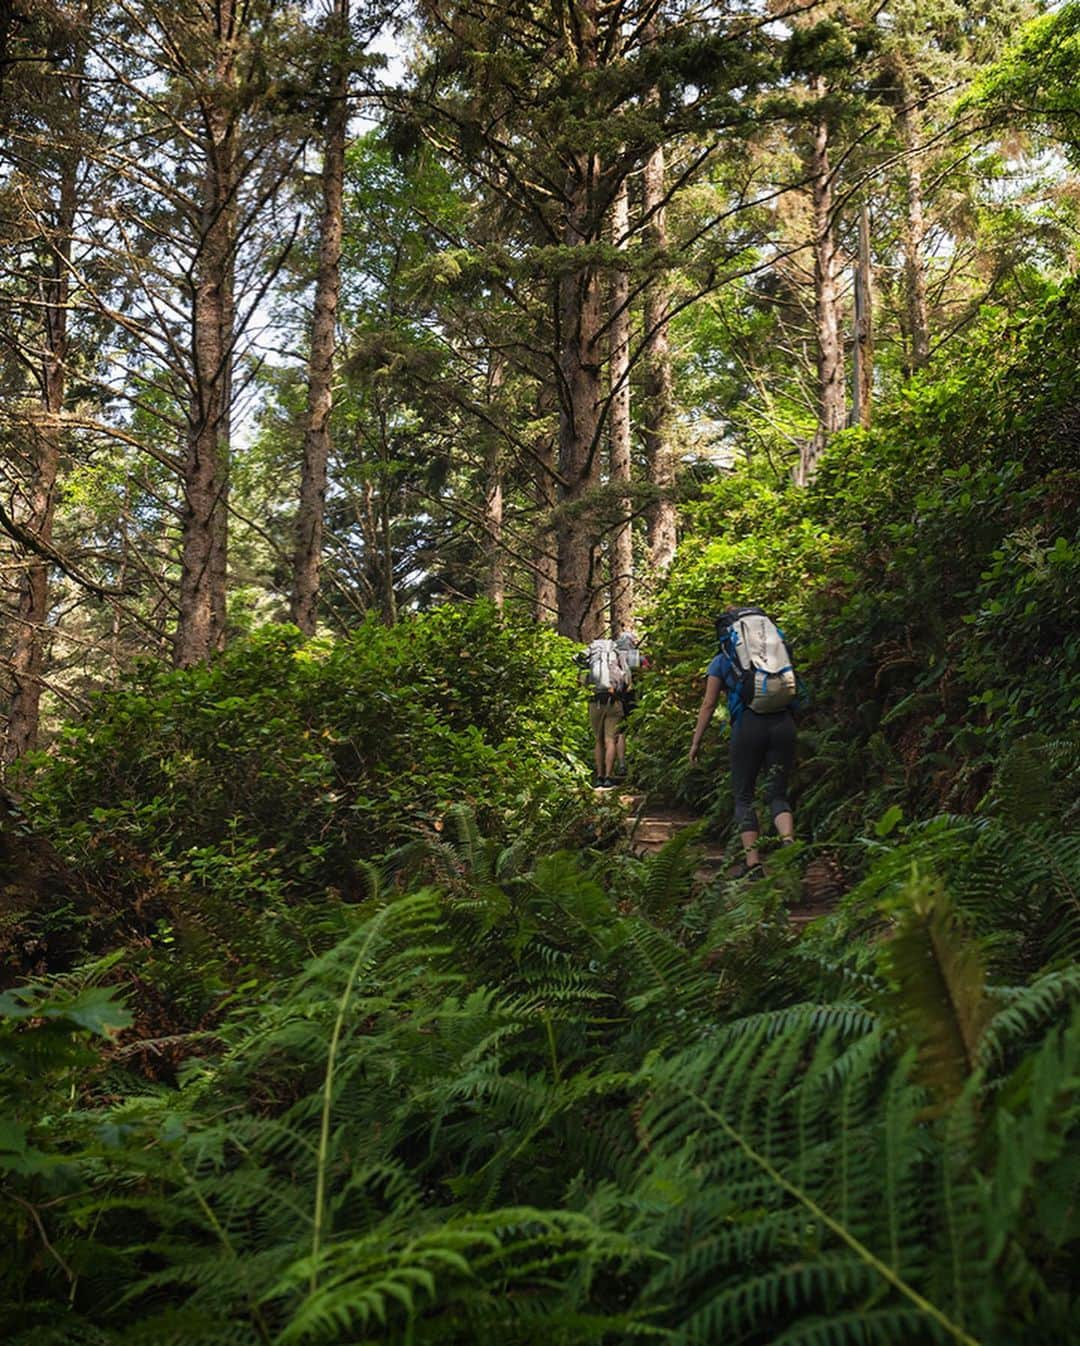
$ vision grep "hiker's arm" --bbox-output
[688,676,723,763]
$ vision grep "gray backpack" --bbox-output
[585,638,629,695]
[614,630,642,672]
[717,607,796,713]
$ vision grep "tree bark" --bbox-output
[175,3,238,667]
[898,90,930,375]
[483,356,505,609]
[799,89,845,485]
[642,136,677,578]
[551,0,605,641]
[852,200,873,428]
[609,176,634,634]
[3,73,78,763]
[555,152,604,641]
[290,0,349,635]
[532,385,559,626]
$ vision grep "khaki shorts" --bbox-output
[589,696,624,745]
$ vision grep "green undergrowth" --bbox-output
[631,280,1080,849]
[3,603,602,1035]
[1,780,1078,1344]
[3,283,1080,1346]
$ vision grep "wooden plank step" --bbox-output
[629,820,679,844]
[789,905,832,927]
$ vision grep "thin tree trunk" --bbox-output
[291,0,349,635]
[533,385,559,625]
[484,463,504,610]
[482,354,505,608]
[799,90,845,485]
[3,96,78,763]
[852,199,873,428]
[642,136,676,577]
[609,176,633,634]
[380,490,396,625]
[898,90,930,375]
[175,4,237,667]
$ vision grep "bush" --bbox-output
[11,603,596,1032]
[638,281,1080,841]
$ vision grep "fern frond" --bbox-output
[768,1306,950,1345]
[639,824,704,921]
[982,1007,1080,1264]
[638,1010,983,1346]
[878,871,992,1107]
[977,966,1080,1071]
[979,732,1080,828]
[272,1206,645,1345]
[678,1254,882,1345]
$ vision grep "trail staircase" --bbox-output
[617,794,841,928]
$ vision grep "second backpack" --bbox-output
[717,607,796,714]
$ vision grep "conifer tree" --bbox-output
[395,0,774,635]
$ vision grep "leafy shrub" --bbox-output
[638,281,1080,843]
[10,603,597,1040]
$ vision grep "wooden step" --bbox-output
[788,902,833,928]
[629,819,679,844]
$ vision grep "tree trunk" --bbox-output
[898,90,930,375]
[484,463,504,610]
[290,0,348,635]
[175,5,237,667]
[799,91,845,485]
[642,136,677,578]
[3,114,77,763]
[552,0,605,641]
[609,176,634,634]
[852,200,873,428]
[533,385,559,626]
[380,489,397,625]
[555,147,604,640]
[481,353,505,608]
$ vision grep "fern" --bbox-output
[639,824,704,921]
[878,872,992,1107]
[636,1011,984,1346]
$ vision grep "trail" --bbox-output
[616,793,842,927]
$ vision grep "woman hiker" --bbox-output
[688,606,799,878]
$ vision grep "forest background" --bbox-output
[1,0,1079,1343]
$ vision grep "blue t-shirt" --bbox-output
[706,648,746,726]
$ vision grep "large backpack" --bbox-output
[584,638,629,696]
[614,630,643,672]
[716,606,796,714]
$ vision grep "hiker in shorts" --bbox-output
[581,636,631,788]
[589,688,624,789]
[687,606,798,879]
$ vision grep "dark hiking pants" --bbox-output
[730,708,796,833]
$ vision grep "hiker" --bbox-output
[613,630,646,778]
[581,635,632,789]
[688,606,799,878]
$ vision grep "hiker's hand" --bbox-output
[688,744,699,765]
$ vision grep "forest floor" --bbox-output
[618,793,842,927]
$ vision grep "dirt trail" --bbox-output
[615,793,841,927]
